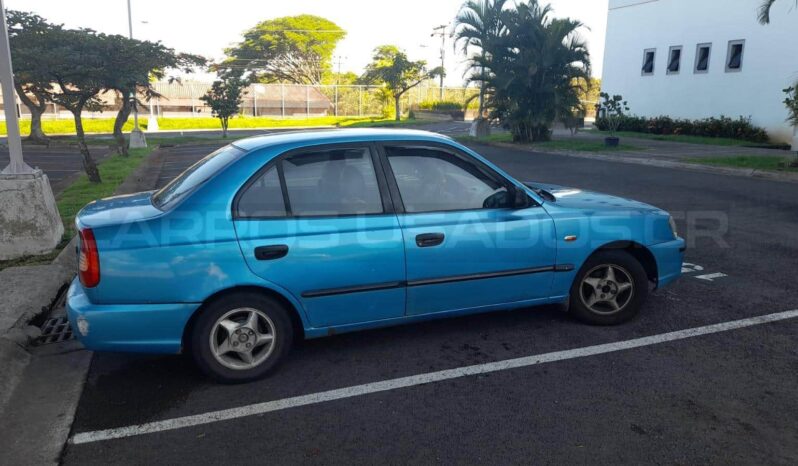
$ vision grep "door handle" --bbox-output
[254,245,289,261]
[416,233,445,248]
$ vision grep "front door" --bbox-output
[234,145,406,328]
[381,144,557,316]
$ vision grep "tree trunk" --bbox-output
[72,110,102,183]
[221,117,229,138]
[15,84,49,145]
[113,95,132,157]
[394,96,401,122]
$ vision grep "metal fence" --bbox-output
[2,82,479,120]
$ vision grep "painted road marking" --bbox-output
[695,273,728,282]
[682,263,704,273]
[69,309,798,445]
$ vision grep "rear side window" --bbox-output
[152,145,245,209]
[385,146,509,213]
[236,167,286,218]
[282,148,383,216]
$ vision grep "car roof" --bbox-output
[230,128,456,152]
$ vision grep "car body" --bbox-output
[67,129,684,382]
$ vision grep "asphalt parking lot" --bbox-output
[61,141,798,464]
[0,145,112,194]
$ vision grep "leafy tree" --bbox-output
[454,0,508,117]
[758,0,797,24]
[47,28,111,183]
[101,35,204,155]
[225,15,345,84]
[200,71,248,138]
[6,10,61,144]
[361,45,443,121]
[468,0,591,142]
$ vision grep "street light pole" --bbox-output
[126,0,147,147]
[0,0,33,174]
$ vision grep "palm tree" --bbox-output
[453,0,508,118]
[474,0,591,142]
[758,0,797,24]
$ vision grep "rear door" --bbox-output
[380,143,557,316]
[233,144,406,328]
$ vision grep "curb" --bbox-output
[472,141,798,184]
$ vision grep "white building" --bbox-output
[601,0,798,144]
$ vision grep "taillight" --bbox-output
[78,228,100,288]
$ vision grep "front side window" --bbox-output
[667,46,682,74]
[694,43,712,73]
[282,147,383,216]
[726,40,745,72]
[385,146,510,213]
[641,49,655,75]
[153,144,245,210]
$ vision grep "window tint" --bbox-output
[386,147,509,213]
[237,167,286,218]
[152,144,245,209]
[642,49,655,75]
[726,40,744,71]
[695,44,711,73]
[667,47,681,74]
[282,148,383,216]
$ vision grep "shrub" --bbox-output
[417,100,463,112]
[595,115,768,142]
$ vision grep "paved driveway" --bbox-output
[60,140,798,464]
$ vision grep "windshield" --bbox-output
[151,145,246,210]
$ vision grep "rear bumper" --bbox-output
[66,278,199,354]
[650,238,686,289]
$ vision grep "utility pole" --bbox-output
[127,0,147,147]
[334,55,347,117]
[431,25,448,101]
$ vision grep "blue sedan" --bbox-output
[67,129,684,382]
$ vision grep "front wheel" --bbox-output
[190,293,293,383]
[569,250,649,325]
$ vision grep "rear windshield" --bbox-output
[152,145,246,210]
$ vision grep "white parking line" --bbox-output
[70,309,798,445]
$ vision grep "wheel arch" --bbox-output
[182,285,306,352]
[585,240,658,284]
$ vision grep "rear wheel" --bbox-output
[569,250,649,325]
[190,293,293,383]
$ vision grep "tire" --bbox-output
[569,250,649,325]
[190,292,293,383]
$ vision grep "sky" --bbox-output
[7,0,609,85]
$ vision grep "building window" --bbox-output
[726,40,745,72]
[641,49,655,76]
[694,43,712,73]
[667,46,682,74]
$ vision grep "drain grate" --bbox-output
[33,316,75,346]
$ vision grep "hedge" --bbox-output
[594,115,769,143]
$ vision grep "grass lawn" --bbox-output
[4,116,386,137]
[0,147,153,270]
[587,129,758,147]
[685,155,798,172]
[458,133,639,152]
[337,117,424,128]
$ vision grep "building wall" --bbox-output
[602,0,798,142]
